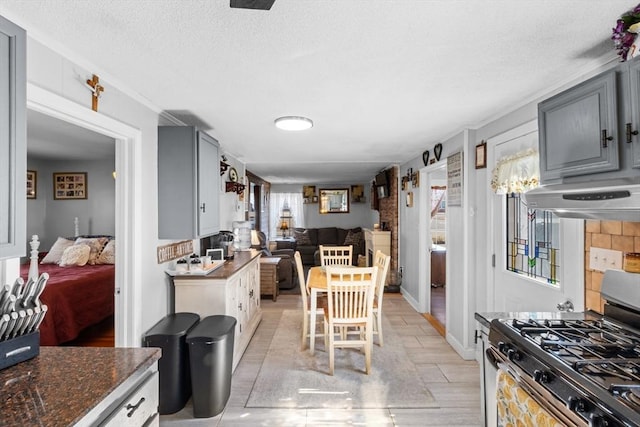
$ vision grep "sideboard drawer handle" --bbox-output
[126,397,145,417]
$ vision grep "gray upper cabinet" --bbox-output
[538,70,619,183]
[0,16,26,260]
[158,126,220,239]
[626,59,640,169]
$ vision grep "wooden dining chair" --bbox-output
[323,266,378,375]
[372,250,391,347]
[294,251,324,350]
[319,245,353,267]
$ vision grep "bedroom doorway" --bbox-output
[28,84,142,347]
[26,109,116,346]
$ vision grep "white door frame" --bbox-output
[418,162,448,315]
[27,83,142,347]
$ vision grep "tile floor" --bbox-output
[160,293,482,426]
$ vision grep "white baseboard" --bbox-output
[446,332,477,361]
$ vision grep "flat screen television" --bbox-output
[375,170,390,199]
[376,184,389,199]
[375,170,388,187]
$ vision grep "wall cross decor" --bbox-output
[86,74,104,112]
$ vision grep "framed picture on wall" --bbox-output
[53,172,87,200]
[27,170,37,199]
[351,184,366,203]
[406,191,414,207]
[475,141,487,169]
[303,185,317,203]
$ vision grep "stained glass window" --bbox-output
[506,193,560,285]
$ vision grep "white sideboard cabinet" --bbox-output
[173,251,262,372]
[0,16,26,259]
[158,126,220,239]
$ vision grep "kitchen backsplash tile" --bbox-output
[585,220,640,313]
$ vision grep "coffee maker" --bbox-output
[201,231,235,259]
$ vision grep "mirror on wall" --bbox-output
[319,188,349,214]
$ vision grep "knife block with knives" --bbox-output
[0,273,49,370]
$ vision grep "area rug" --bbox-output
[246,309,438,409]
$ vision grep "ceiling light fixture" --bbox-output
[274,116,313,131]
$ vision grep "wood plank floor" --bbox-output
[62,315,115,347]
[160,293,481,426]
[426,285,446,336]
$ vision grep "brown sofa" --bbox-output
[293,227,365,265]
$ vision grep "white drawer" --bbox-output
[101,371,159,427]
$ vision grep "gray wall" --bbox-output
[271,183,377,229]
[26,156,115,253]
[397,59,619,359]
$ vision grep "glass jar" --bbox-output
[623,252,640,273]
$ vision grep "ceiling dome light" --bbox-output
[274,116,313,131]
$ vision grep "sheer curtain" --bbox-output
[490,148,539,194]
[269,192,304,239]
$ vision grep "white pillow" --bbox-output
[59,244,91,267]
[40,237,75,264]
[74,237,109,265]
[96,239,115,265]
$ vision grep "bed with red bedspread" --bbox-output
[20,263,115,346]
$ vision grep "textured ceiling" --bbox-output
[1,0,632,183]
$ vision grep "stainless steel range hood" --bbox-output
[522,177,640,221]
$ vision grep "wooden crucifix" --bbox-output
[86,74,104,112]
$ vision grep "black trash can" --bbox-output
[143,312,200,415]
[186,315,237,418]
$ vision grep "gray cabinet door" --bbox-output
[538,70,619,182]
[0,16,26,259]
[627,59,640,169]
[158,126,220,239]
[197,131,220,237]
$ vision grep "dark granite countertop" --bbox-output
[0,346,160,426]
[474,310,602,329]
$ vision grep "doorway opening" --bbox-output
[430,184,446,327]
[421,165,447,336]
[27,109,116,347]
[28,83,142,347]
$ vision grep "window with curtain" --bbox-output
[269,192,304,239]
[492,148,560,285]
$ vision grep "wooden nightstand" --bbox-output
[260,257,281,301]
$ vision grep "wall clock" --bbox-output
[229,167,238,182]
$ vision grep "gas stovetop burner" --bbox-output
[575,359,640,386]
[509,318,640,361]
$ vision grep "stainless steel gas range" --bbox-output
[486,270,640,426]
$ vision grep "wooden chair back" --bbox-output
[294,251,308,309]
[373,250,390,302]
[319,245,352,267]
[325,266,377,325]
[324,266,378,375]
[372,250,391,346]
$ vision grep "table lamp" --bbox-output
[280,221,289,237]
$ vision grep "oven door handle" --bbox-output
[485,346,500,369]
[487,346,524,382]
